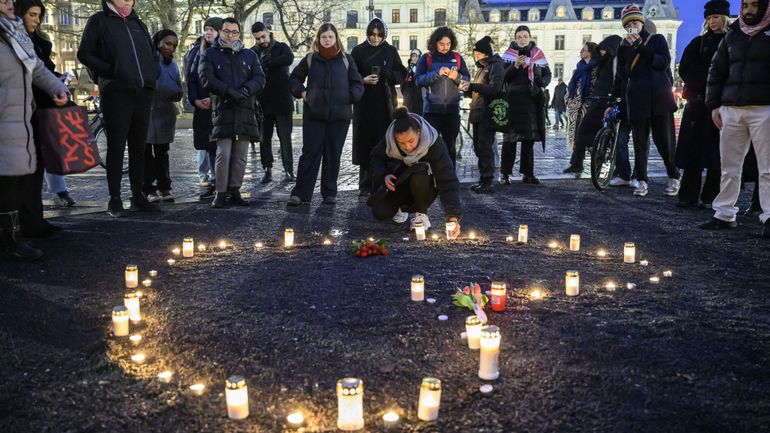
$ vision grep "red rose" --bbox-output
[381,249,389,255]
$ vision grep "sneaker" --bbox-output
[633,181,649,197]
[107,198,127,218]
[629,179,639,189]
[608,177,630,187]
[159,190,175,203]
[410,212,431,230]
[392,208,409,224]
[699,217,737,230]
[322,196,337,205]
[146,193,162,203]
[130,195,162,212]
[473,181,493,194]
[664,178,681,197]
[562,165,583,174]
[500,175,511,185]
[522,175,540,185]
[54,191,76,207]
[199,185,215,200]
[287,195,308,206]
[199,178,211,186]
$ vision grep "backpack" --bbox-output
[425,51,462,70]
[305,52,350,70]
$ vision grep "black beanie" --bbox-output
[204,17,224,32]
[473,36,494,56]
[704,0,730,18]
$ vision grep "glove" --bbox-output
[238,87,250,98]
[226,87,247,102]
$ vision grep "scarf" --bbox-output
[384,114,439,166]
[739,2,770,36]
[0,16,38,74]
[319,45,338,60]
[218,37,244,53]
[567,59,598,102]
[106,2,132,19]
[502,43,549,85]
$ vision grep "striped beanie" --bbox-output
[621,4,645,28]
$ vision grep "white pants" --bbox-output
[713,105,770,224]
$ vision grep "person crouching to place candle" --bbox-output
[367,107,462,237]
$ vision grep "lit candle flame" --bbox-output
[218,241,228,249]
[382,411,400,423]
[130,353,146,363]
[529,289,544,300]
[287,411,305,425]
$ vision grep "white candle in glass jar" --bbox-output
[663,270,672,277]
[112,306,129,337]
[182,238,194,257]
[565,270,580,296]
[411,275,425,301]
[414,223,426,241]
[569,234,580,251]
[124,292,141,322]
[284,229,294,247]
[479,326,501,380]
[465,315,482,349]
[337,378,364,431]
[157,371,173,383]
[624,242,636,263]
[125,265,138,288]
[417,378,441,421]
[225,375,249,420]
[445,221,457,240]
[518,225,528,243]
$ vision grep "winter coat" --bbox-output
[706,21,770,110]
[199,41,265,141]
[402,60,423,115]
[551,82,567,111]
[252,37,294,115]
[30,31,59,109]
[289,51,364,122]
[147,58,183,144]
[0,29,69,176]
[415,51,470,114]
[77,0,159,90]
[612,29,676,122]
[575,35,622,150]
[503,43,551,145]
[185,39,215,151]
[676,31,725,170]
[466,55,504,124]
[351,40,406,167]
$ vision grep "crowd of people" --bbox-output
[1,0,768,262]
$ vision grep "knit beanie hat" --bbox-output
[621,4,645,28]
[704,0,730,18]
[204,17,224,32]
[473,36,494,56]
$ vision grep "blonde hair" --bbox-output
[311,23,343,54]
[702,15,730,34]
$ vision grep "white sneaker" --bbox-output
[608,177,630,187]
[664,177,681,196]
[199,178,210,186]
[629,179,639,189]
[633,181,649,196]
[392,208,409,224]
[410,212,431,230]
[146,193,162,202]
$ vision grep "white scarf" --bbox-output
[0,16,37,74]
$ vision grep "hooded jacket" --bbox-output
[77,0,158,90]
[466,54,504,124]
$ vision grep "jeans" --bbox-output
[44,172,67,194]
[613,119,633,180]
[197,149,211,180]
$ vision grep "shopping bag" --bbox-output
[35,103,100,175]
[485,93,512,132]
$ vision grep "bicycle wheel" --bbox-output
[93,123,129,173]
[590,125,617,191]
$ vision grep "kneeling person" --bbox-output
[368,107,462,236]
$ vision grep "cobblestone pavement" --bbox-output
[45,117,671,218]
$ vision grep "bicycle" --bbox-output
[88,95,128,173]
[590,97,623,191]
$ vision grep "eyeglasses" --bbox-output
[222,30,240,36]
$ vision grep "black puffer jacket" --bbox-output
[706,21,770,110]
[198,41,265,141]
[290,51,364,121]
[466,55,505,124]
[77,0,158,89]
[253,36,294,115]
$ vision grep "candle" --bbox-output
[182,238,194,258]
[167,258,176,266]
[597,249,607,258]
[158,371,173,383]
[142,279,152,288]
[649,276,660,284]
[663,270,672,277]
[226,376,249,420]
[468,231,477,240]
[218,240,228,249]
[129,334,142,346]
[465,315,482,349]
[479,326,501,380]
[323,238,332,245]
[336,378,364,431]
[640,260,649,266]
[569,234,580,251]
[124,292,141,322]
[490,281,506,312]
[431,233,439,241]
[529,288,544,300]
[189,383,206,395]
[284,229,295,247]
[171,247,181,256]
[254,242,264,249]
[626,282,637,289]
[382,411,400,428]
[445,221,457,240]
[125,265,138,288]
[518,225,528,243]
[411,275,425,301]
[112,306,129,337]
[624,242,636,263]
[197,243,206,252]
[287,411,305,426]
[548,240,558,249]
[505,235,514,242]
[134,290,143,299]
[565,270,580,296]
[130,353,146,364]
[414,223,426,241]
[417,378,441,421]
[149,270,158,277]
[605,282,616,291]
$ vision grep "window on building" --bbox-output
[410,35,418,50]
[555,6,567,19]
[392,9,400,23]
[489,9,501,23]
[667,33,673,47]
[410,8,418,23]
[582,8,594,20]
[554,63,564,80]
[392,36,400,50]
[528,8,540,21]
[510,9,520,21]
[602,7,614,20]
[582,34,592,44]
[434,8,446,26]
[59,9,71,26]
[64,60,76,74]
[555,35,565,51]
[347,36,358,52]
[346,10,358,29]
[374,9,382,19]
[262,13,273,27]
[195,20,202,34]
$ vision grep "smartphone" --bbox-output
[628,28,638,35]
[451,66,458,72]
[371,66,381,75]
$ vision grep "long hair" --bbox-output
[427,26,457,53]
[311,23,343,54]
[702,15,730,34]
[585,41,599,60]
[14,0,50,40]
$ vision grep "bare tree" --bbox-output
[271,0,351,52]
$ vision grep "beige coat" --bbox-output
[0,32,68,176]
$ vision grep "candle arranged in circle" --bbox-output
[225,375,249,420]
[336,378,364,431]
[124,291,141,322]
[182,238,194,258]
[565,270,580,296]
[445,221,457,240]
[284,229,295,247]
[157,371,173,383]
[411,275,425,301]
[479,326,501,380]
[490,281,506,312]
[569,234,580,251]
[414,223,426,241]
[465,315,482,349]
[624,242,636,263]
[125,265,138,288]
[417,377,442,421]
[112,306,129,337]
[518,225,528,243]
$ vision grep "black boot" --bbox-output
[260,167,272,184]
[1,211,43,262]
[473,179,494,194]
[211,192,226,208]
[130,193,162,212]
[228,188,249,206]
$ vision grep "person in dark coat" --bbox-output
[144,29,182,203]
[415,26,470,167]
[611,4,680,198]
[569,36,623,173]
[287,23,364,206]
[351,17,406,196]
[77,0,161,217]
[564,42,599,173]
[199,17,265,208]
[700,0,770,236]
[500,25,551,185]
[368,107,462,236]
[675,1,730,208]
[465,36,504,194]
[551,79,567,129]
[401,49,423,116]
[252,21,295,184]
[185,17,222,200]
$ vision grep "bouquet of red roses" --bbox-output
[352,239,389,257]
